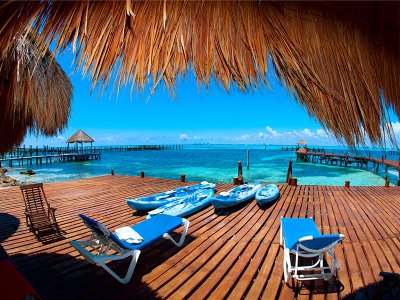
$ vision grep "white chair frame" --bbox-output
[280,220,344,282]
[71,219,189,284]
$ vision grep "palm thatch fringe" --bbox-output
[0,34,72,153]
[0,1,399,148]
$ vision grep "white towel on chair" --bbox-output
[115,227,143,244]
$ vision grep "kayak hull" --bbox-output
[126,182,216,210]
[255,184,280,206]
[211,182,262,209]
[147,189,214,218]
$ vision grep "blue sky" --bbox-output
[23,48,399,147]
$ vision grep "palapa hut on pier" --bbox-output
[296,140,307,149]
[66,130,94,151]
[0,1,399,151]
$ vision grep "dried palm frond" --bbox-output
[0,34,72,153]
[0,1,398,149]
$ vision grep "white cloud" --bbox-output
[259,132,267,139]
[234,134,252,141]
[300,128,315,138]
[317,129,328,138]
[57,135,65,141]
[179,133,188,140]
[266,126,281,138]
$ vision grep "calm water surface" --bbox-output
[5,144,399,186]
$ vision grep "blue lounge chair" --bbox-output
[280,217,344,282]
[70,213,190,284]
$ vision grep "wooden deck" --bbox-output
[0,175,399,299]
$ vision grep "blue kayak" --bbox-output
[126,181,216,210]
[255,184,280,206]
[147,189,214,218]
[211,182,262,209]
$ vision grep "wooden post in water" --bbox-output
[286,159,293,184]
[238,160,243,177]
[111,170,115,175]
[246,150,250,170]
[291,178,297,186]
[385,180,390,187]
[180,175,186,182]
[140,171,144,178]
[345,180,350,188]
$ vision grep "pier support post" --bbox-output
[290,178,297,186]
[140,171,144,178]
[111,170,115,175]
[345,180,350,188]
[385,180,390,187]
[238,160,243,177]
[180,175,186,182]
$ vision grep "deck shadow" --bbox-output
[0,213,19,242]
[10,234,196,299]
[213,201,252,216]
[131,210,148,217]
[342,272,400,300]
[35,230,65,245]
[295,275,344,296]
[256,197,280,210]
[10,252,164,299]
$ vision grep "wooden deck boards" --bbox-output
[1,175,399,299]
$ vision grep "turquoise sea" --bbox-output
[5,144,399,186]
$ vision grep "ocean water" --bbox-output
[4,144,399,186]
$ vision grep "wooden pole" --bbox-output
[111,170,115,175]
[180,175,186,182]
[246,150,250,170]
[140,171,144,178]
[345,180,350,188]
[238,160,243,177]
[291,178,297,186]
[384,180,390,187]
[286,159,293,183]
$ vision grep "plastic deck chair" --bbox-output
[20,183,61,241]
[280,217,344,282]
[71,213,190,284]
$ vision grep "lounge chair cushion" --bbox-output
[299,234,344,250]
[281,218,321,250]
[79,213,184,251]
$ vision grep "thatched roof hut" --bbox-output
[297,140,307,146]
[67,130,94,149]
[0,32,72,154]
[0,1,399,149]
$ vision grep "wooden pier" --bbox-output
[0,152,100,168]
[297,148,400,185]
[0,175,399,299]
[282,146,325,152]
[0,144,182,168]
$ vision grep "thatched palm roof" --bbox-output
[0,1,399,148]
[297,140,307,146]
[67,130,94,144]
[0,32,72,153]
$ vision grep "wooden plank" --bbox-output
[0,177,399,300]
